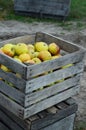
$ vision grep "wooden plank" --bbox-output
[41,114,75,130]
[0,105,30,130]
[31,104,77,130]
[24,85,79,118]
[0,69,26,91]
[0,93,24,119]
[0,122,10,130]
[46,106,57,114]
[0,110,23,130]
[0,80,25,106]
[25,74,81,106]
[37,111,49,119]
[26,50,85,78]
[56,102,68,110]
[0,53,27,78]
[26,61,83,93]
[14,0,71,17]
[64,98,76,105]
[36,32,85,53]
[0,98,77,129]
[0,34,35,46]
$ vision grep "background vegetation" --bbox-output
[0,0,86,22]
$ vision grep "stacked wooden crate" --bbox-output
[0,32,85,129]
[14,0,71,19]
[0,98,77,130]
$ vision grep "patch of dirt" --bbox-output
[0,20,86,123]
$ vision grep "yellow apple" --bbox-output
[0,77,2,80]
[24,59,35,65]
[35,42,48,52]
[19,53,31,62]
[0,48,4,54]
[56,79,64,83]
[1,65,11,72]
[34,51,39,58]
[51,54,62,60]
[13,57,22,63]
[28,49,35,59]
[2,43,15,57]
[38,51,52,61]
[15,43,28,55]
[32,58,41,64]
[48,43,60,55]
[62,64,73,69]
[16,73,22,78]
[27,44,35,51]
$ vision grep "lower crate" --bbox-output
[0,98,77,130]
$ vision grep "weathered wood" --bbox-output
[24,85,79,118]
[0,53,27,78]
[26,62,83,93]
[31,103,77,130]
[14,0,71,19]
[0,110,23,130]
[0,93,24,119]
[0,105,29,130]
[26,50,85,78]
[0,98,77,130]
[36,32,85,52]
[25,74,81,106]
[0,34,35,46]
[0,122,10,130]
[0,80,25,106]
[0,69,26,91]
[41,114,75,130]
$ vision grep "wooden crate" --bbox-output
[0,32,85,119]
[14,0,71,19]
[0,98,78,130]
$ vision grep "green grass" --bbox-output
[0,0,86,22]
[74,121,86,130]
[69,0,86,20]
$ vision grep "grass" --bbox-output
[74,121,86,130]
[0,0,86,22]
[69,0,86,20]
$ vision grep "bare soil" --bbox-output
[0,20,86,126]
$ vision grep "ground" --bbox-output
[0,20,86,129]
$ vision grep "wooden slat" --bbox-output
[0,122,10,130]
[0,93,24,119]
[46,106,57,114]
[36,32,84,53]
[0,110,23,130]
[25,61,83,93]
[0,105,30,130]
[40,114,75,130]
[0,69,26,91]
[0,53,27,78]
[25,74,81,107]
[24,85,79,118]
[64,98,76,105]
[37,111,49,119]
[0,80,25,106]
[31,104,77,130]
[0,34,35,46]
[26,50,85,78]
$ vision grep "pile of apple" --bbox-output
[0,42,61,67]
[0,42,73,90]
